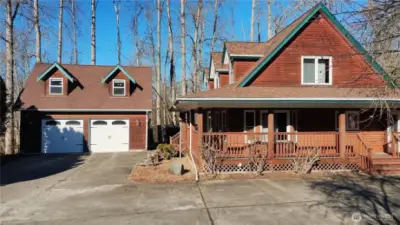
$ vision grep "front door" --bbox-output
[274,111,290,141]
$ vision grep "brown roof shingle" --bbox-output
[225,42,270,55]
[20,63,153,111]
[211,52,228,70]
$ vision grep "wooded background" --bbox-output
[0,0,399,154]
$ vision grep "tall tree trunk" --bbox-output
[72,0,78,64]
[113,0,121,65]
[180,0,187,96]
[250,0,255,42]
[192,0,201,93]
[133,1,142,66]
[57,0,63,64]
[156,0,161,127]
[198,0,204,92]
[5,0,19,155]
[267,0,272,40]
[33,0,41,63]
[91,0,96,65]
[210,0,219,52]
[166,0,176,125]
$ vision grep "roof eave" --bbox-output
[36,62,74,82]
[101,65,137,84]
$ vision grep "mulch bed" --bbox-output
[130,156,196,183]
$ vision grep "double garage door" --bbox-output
[41,119,129,153]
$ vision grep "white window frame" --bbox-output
[274,110,291,133]
[49,77,63,95]
[260,110,269,142]
[346,111,360,131]
[214,73,220,89]
[244,110,256,143]
[221,110,227,132]
[301,56,332,85]
[112,79,126,96]
[206,111,212,132]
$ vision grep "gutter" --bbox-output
[176,97,400,102]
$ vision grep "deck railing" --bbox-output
[274,132,340,158]
[357,133,372,172]
[201,132,364,159]
[391,132,400,158]
[169,132,180,152]
[202,132,268,158]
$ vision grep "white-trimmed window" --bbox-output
[113,79,126,96]
[346,111,360,131]
[49,78,63,95]
[335,111,360,131]
[301,56,332,85]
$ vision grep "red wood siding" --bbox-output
[234,59,259,82]
[107,71,131,96]
[219,73,229,87]
[250,14,384,87]
[20,111,147,153]
[208,80,214,90]
[44,71,68,96]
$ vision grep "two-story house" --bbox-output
[174,3,400,174]
[19,63,152,153]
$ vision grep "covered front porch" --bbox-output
[174,108,400,173]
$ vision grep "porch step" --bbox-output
[371,158,400,175]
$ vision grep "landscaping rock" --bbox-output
[139,151,160,166]
[169,163,184,175]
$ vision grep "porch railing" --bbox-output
[201,132,364,159]
[357,133,372,172]
[391,132,400,158]
[169,132,180,152]
[202,132,268,158]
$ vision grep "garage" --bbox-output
[89,119,130,152]
[41,119,84,153]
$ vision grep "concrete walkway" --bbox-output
[1,152,399,225]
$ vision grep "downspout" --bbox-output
[188,110,199,181]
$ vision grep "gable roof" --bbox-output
[36,62,74,82]
[211,52,227,70]
[225,42,269,55]
[20,64,152,111]
[237,3,397,88]
[101,65,137,84]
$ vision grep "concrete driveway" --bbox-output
[1,153,399,225]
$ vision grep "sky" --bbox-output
[3,0,369,82]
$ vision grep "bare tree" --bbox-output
[91,0,96,65]
[71,0,78,64]
[57,0,64,64]
[4,0,20,154]
[267,0,272,40]
[33,0,41,63]
[156,0,161,127]
[250,0,256,41]
[113,0,121,65]
[132,1,143,66]
[210,0,220,52]
[166,0,176,124]
[180,0,187,96]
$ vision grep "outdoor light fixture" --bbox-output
[136,119,141,127]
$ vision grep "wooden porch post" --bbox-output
[339,112,346,158]
[268,112,275,159]
[196,109,204,136]
[179,114,186,153]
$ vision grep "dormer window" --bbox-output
[113,79,126,96]
[301,56,332,85]
[49,78,63,95]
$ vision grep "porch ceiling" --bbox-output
[173,98,400,111]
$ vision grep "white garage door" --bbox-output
[42,119,84,153]
[89,119,129,152]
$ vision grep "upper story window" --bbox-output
[301,56,332,85]
[112,79,126,96]
[229,61,234,84]
[49,78,63,95]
